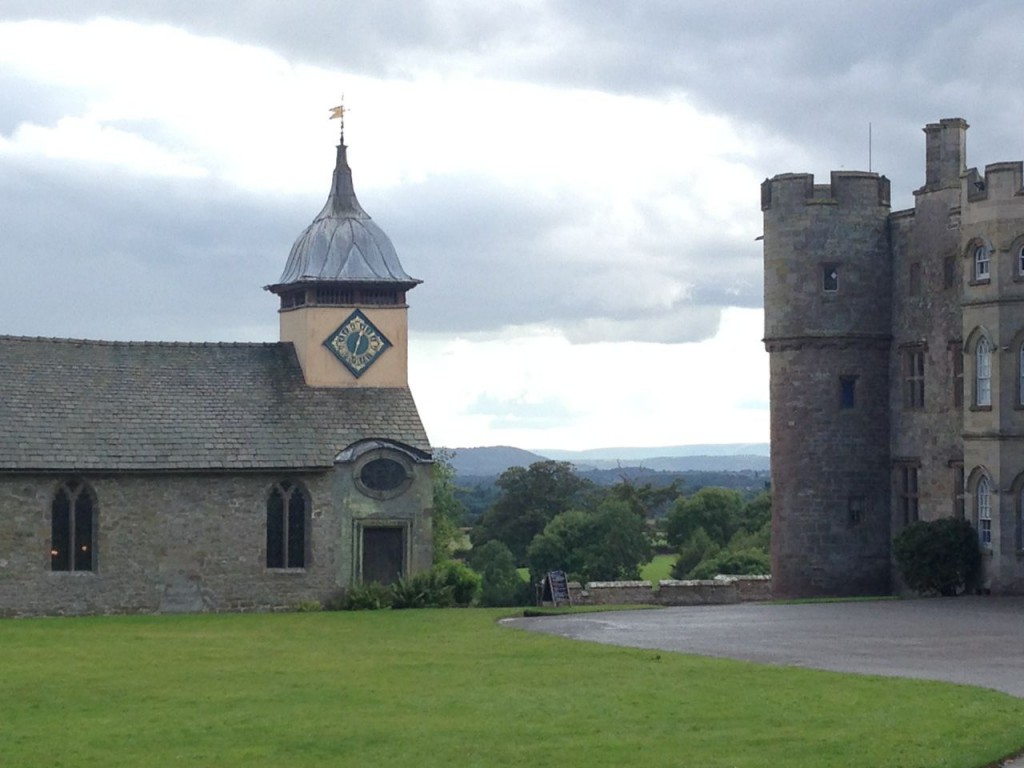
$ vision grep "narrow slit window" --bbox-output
[823,265,839,292]
[839,376,857,409]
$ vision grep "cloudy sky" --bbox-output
[3,2,1024,451]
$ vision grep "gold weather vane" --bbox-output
[329,97,347,141]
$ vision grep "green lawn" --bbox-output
[641,553,677,582]
[2,609,1023,767]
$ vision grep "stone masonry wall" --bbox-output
[566,576,772,607]
[0,472,339,617]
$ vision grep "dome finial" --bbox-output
[329,97,347,144]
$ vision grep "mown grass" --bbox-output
[2,609,1023,767]
[641,553,677,583]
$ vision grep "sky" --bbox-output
[3,2,1024,452]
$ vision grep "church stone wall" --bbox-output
[0,472,345,617]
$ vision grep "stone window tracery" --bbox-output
[976,476,992,548]
[51,480,96,572]
[903,347,925,409]
[976,336,992,407]
[896,464,919,526]
[266,480,309,569]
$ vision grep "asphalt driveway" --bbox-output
[506,596,1024,698]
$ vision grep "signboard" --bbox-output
[546,570,571,607]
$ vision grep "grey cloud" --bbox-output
[0,154,298,342]
[7,1,1024,202]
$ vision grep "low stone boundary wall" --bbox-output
[565,575,771,607]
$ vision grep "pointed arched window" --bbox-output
[266,481,308,569]
[976,476,992,548]
[976,336,992,406]
[51,480,96,571]
[974,244,990,281]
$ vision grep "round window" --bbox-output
[359,457,409,492]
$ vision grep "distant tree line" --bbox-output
[449,460,770,605]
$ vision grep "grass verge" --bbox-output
[2,609,1022,767]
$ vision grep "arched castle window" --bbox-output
[266,481,309,569]
[1018,244,1024,277]
[975,475,992,548]
[1014,475,1024,551]
[976,336,992,407]
[1019,342,1024,406]
[974,244,990,281]
[51,480,96,572]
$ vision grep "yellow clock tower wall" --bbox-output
[280,305,409,388]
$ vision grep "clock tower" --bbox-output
[266,111,420,388]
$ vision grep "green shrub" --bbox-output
[391,569,455,609]
[294,599,322,613]
[334,582,394,611]
[688,549,771,580]
[893,517,981,596]
[469,540,534,607]
[670,527,719,579]
[433,560,482,606]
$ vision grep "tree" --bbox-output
[470,461,588,563]
[432,451,466,563]
[526,499,652,583]
[893,517,981,596]
[607,477,683,518]
[468,540,531,607]
[666,487,744,549]
[670,527,719,579]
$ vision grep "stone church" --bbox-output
[763,118,1024,597]
[0,122,434,616]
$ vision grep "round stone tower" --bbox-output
[762,171,893,597]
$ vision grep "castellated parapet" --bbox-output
[762,171,893,597]
[764,117,1024,598]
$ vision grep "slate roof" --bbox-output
[0,335,430,472]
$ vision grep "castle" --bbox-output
[763,118,1024,597]
[0,119,434,616]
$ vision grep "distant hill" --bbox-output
[442,444,770,476]
[445,446,549,476]
[539,444,770,461]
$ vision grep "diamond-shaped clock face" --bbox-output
[323,310,392,378]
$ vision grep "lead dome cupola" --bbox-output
[267,128,420,299]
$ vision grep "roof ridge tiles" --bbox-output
[0,334,284,348]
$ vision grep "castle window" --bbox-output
[974,244,990,281]
[908,262,921,296]
[839,375,856,409]
[943,255,957,289]
[897,465,919,525]
[976,337,992,407]
[1018,486,1024,551]
[266,480,308,569]
[822,264,839,292]
[1018,244,1024,277]
[1018,342,1024,406]
[952,462,965,520]
[976,476,992,547]
[902,348,925,409]
[951,342,963,407]
[847,496,864,527]
[51,480,96,572]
